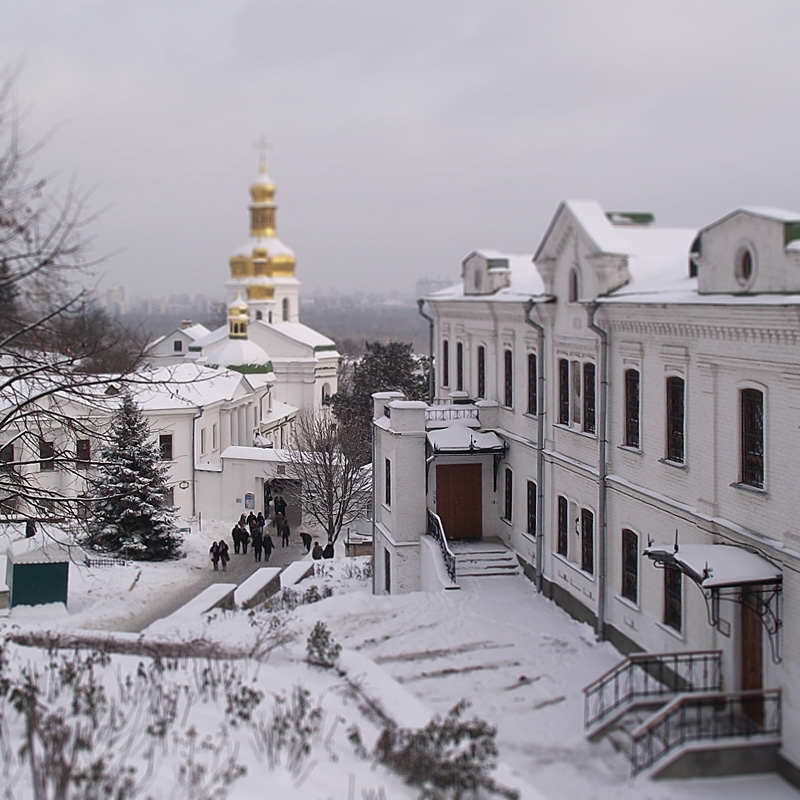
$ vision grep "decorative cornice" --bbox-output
[607,317,800,345]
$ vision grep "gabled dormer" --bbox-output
[694,208,800,295]
[461,250,512,296]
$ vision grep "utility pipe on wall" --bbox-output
[523,298,546,593]
[586,302,608,642]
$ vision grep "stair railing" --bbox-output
[583,650,722,729]
[630,688,781,776]
[427,509,457,583]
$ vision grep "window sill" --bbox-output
[554,423,597,439]
[500,516,512,527]
[615,594,640,613]
[659,458,686,470]
[522,412,539,420]
[656,620,685,642]
[553,552,596,582]
[731,481,767,496]
[618,445,642,455]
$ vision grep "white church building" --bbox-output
[373,201,800,782]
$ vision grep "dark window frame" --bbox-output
[384,548,391,593]
[0,443,14,471]
[741,388,764,488]
[558,359,570,424]
[581,508,594,575]
[385,458,392,507]
[526,480,537,536]
[76,439,91,469]
[442,340,450,388]
[622,529,638,603]
[503,467,513,522]
[527,353,537,415]
[477,346,486,399]
[666,376,685,463]
[456,342,464,392]
[39,438,55,471]
[583,362,596,434]
[159,434,173,461]
[625,369,640,448]
[664,565,682,632]
[557,495,568,557]
[504,349,513,407]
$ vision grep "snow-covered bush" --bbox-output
[305,621,341,669]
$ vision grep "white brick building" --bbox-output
[373,201,800,781]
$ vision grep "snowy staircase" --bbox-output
[450,540,522,578]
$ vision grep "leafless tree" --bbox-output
[286,409,371,544]
[0,65,148,527]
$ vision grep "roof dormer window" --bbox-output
[569,268,580,303]
[736,246,755,288]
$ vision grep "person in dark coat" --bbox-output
[256,512,265,535]
[300,531,312,553]
[272,511,285,536]
[241,526,249,555]
[281,520,291,547]
[263,532,274,562]
[209,541,221,570]
[247,511,256,530]
[231,524,241,554]
[323,542,335,559]
[219,540,230,571]
[238,513,247,532]
[312,541,324,560]
[25,519,36,538]
[252,526,263,562]
[274,495,287,517]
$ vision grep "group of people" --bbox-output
[209,493,337,569]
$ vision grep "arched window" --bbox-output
[666,376,685,463]
[268,311,273,323]
[622,529,638,603]
[322,382,332,405]
[456,342,464,391]
[282,298,289,321]
[442,340,450,387]
[255,310,263,321]
[477,346,486,399]
[741,388,764,488]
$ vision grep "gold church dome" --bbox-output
[250,156,276,203]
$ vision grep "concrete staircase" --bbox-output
[449,539,522,578]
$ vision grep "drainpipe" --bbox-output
[586,302,608,642]
[371,414,377,595]
[417,299,435,401]
[523,298,545,593]
[190,407,204,518]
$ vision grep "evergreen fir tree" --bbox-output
[90,393,181,560]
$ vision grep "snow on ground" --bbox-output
[0,524,798,799]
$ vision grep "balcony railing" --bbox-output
[427,509,457,583]
[631,689,781,775]
[425,406,478,424]
[583,650,722,729]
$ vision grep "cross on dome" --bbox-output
[253,135,272,173]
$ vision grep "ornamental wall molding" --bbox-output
[606,317,800,345]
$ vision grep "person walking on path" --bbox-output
[323,541,335,559]
[209,541,221,571]
[280,520,291,547]
[300,531,312,553]
[252,527,263,562]
[241,526,249,555]
[219,540,230,571]
[231,524,241,555]
[312,541,324,560]
[264,532,274,562]
[256,512,266,536]
[274,495,287,518]
[272,511,285,537]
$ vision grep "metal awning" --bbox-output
[645,541,783,663]
[425,427,507,491]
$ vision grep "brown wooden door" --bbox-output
[741,587,763,726]
[436,463,482,540]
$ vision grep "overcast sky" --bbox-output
[4,1,800,301]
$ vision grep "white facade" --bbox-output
[373,203,800,778]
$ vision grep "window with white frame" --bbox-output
[621,529,638,603]
[557,356,596,433]
[503,467,513,521]
[385,458,392,507]
[624,369,640,448]
[557,495,568,557]
[442,339,450,388]
[581,508,594,575]
[527,353,537,415]
[456,342,464,392]
[664,565,682,632]
[504,349,513,408]
[477,346,486,399]
[666,376,685,463]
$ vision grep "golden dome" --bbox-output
[250,155,276,203]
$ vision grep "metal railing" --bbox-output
[425,406,479,424]
[583,650,722,729]
[631,689,781,776]
[427,509,457,583]
[84,557,128,568]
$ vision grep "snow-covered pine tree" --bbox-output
[90,393,181,560]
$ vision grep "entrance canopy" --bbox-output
[426,427,505,454]
[644,543,782,589]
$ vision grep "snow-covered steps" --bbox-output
[449,540,522,578]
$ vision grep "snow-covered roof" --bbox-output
[231,235,295,260]
[204,337,271,369]
[268,321,337,350]
[132,363,257,411]
[427,427,505,453]
[644,543,782,589]
[425,251,544,302]
[221,445,291,462]
[190,325,228,350]
[260,399,298,430]
[8,529,75,564]
[147,323,211,350]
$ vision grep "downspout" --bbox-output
[371,414,377,595]
[586,302,608,641]
[190,407,203,518]
[417,299,435,401]
[523,298,545,593]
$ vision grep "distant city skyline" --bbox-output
[4,2,800,299]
